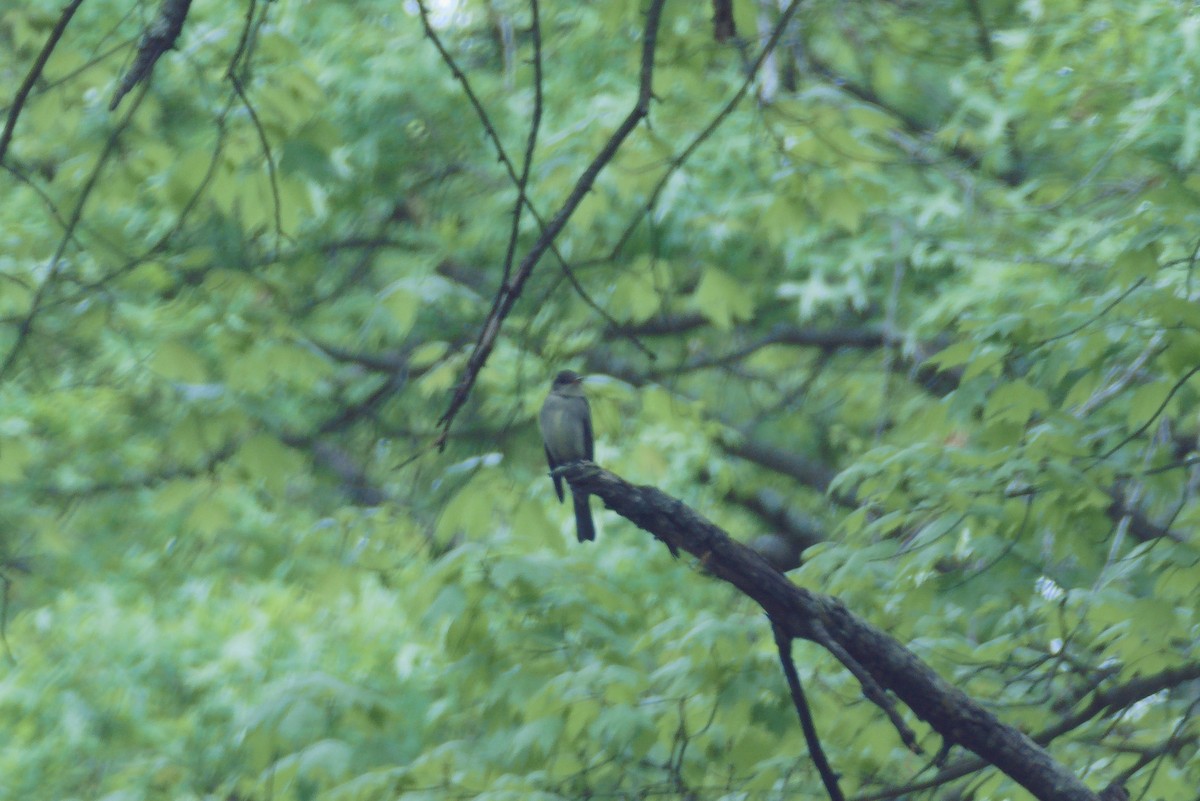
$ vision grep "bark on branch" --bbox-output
[561,462,1111,801]
[110,0,193,111]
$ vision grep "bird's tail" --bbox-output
[572,490,595,542]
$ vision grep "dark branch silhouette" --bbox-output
[609,0,804,261]
[110,0,193,111]
[414,2,652,359]
[774,623,844,801]
[0,88,147,381]
[435,0,669,443]
[562,461,1114,801]
[0,0,85,165]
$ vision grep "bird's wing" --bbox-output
[581,396,594,461]
[544,444,564,502]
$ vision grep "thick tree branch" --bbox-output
[563,462,1106,801]
[720,435,852,505]
[109,0,193,110]
[712,0,736,43]
[865,661,1200,799]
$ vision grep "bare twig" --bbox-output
[497,0,543,290]
[1097,363,1200,461]
[435,0,669,444]
[774,624,844,801]
[1035,278,1147,349]
[609,0,804,260]
[0,0,86,165]
[228,72,283,250]
[1074,332,1164,418]
[0,84,147,381]
[415,1,653,359]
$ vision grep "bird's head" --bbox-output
[551,370,586,395]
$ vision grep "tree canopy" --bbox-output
[1,0,1197,799]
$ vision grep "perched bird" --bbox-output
[538,369,596,542]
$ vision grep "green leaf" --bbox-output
[821,185,863,233]
[961,346,1008,381]
[153,341,209,383]
[984,380,1048,424]
[923,340,974,372]
[1126,381,1172,427]
[0,437,34,482]
[611,272,662,323]
[1113,245,1158,282]
[380,283,420,337]
[237,433,296,495]
[693,266,754,329]
[409,341,449,368]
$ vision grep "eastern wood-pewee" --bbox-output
[538,369,596,542]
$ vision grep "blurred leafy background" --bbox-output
[1,0,1198,798]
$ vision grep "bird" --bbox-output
[538,369,596,542]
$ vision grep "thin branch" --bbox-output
[228,72,283,249]
[436,0,668,443]
[720,435,853,505]
[0,84,147,381]
[225,0,260,76]
[964,0,994,61]
[609,0,805,260]
[0,572,15,665]
[877,226,905,440]
[612,310,709,337]
[648,323,902,377]
[490,4,639,358]
[0,0,86,165]
[0,161,124,257]
[497,0,542,290]
[722,485,826,551]
[39,441,238,499]
[858,661,1200,800]
[1074,333,1165,419]
[38,1,269,312]
[415,1,653,359]
[774,624,844,801]
[807,616,921,753]
[1034,278,1147,349]
[1097,364,1200,461]
[804,53,1024,187]
[1035,662,1200,745]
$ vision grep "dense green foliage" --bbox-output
[1,0,1197,798]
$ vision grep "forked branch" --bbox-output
[562,462,1111,801]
